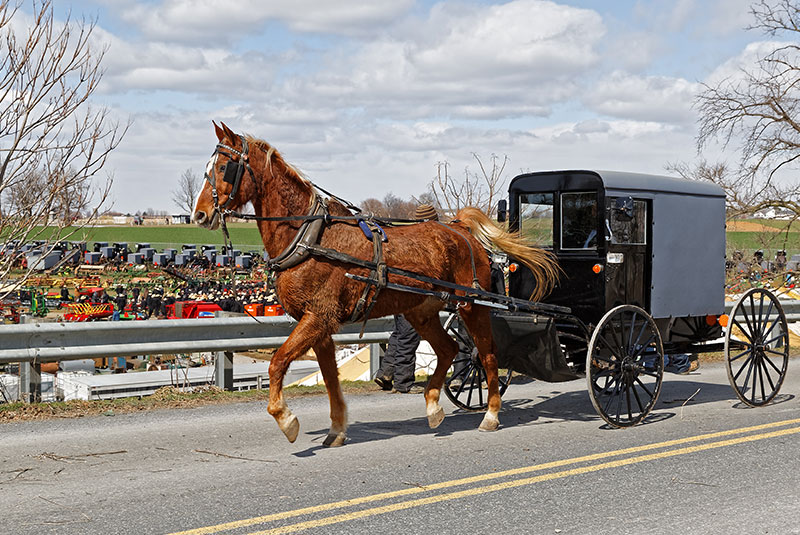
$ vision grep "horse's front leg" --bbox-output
[268,312,329,443]
[314,335,348,447]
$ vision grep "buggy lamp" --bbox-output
[592,263,603,274]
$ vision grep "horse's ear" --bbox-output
[213,121,225,141]
[219,121,236,141]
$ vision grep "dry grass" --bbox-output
[0,381,383,423]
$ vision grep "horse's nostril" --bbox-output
[194,211,206,224]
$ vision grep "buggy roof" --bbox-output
[510,170,725,199]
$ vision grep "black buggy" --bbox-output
[442,170,791,427]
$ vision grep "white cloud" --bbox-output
[278,0,605,120]
[120,0,416,43]
[583,71,699,124]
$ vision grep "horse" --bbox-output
[193,121,559,446]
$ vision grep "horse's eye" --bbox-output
[219,164,226,172]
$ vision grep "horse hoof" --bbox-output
[281,415,300,443]
[427,406,445,429]
[323,432,347,447]
[478,414,499,432]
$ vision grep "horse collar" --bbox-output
[266,193,329,273]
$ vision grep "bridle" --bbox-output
[204,134,255,215]
[202,135,257,291]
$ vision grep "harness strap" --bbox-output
[349,220,388,332]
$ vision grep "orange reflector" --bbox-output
[592,264,603,274]
[718,314,729,328]
[509,263,518,273]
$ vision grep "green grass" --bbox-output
[726,231,800,258]
[30,224,266,251]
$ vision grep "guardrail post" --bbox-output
[215,351,233,391]
[369,343,384,380]
[18,315,42,403]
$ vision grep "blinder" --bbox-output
[222,160,244,185]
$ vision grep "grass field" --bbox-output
[14,219,800,260]
[32,223,266,251]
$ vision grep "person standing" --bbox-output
[113,286,127,321]
[374,314,422,394]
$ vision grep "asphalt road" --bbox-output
[2,359,800,535]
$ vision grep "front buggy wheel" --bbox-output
[586,305,664,428]
[725,288,789,406]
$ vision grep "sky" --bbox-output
[33,0,768,214]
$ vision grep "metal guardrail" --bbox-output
[3,301,796,365]
[2,301,798,402]
[0,315,394,364]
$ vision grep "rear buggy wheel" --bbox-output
[442,312,512,411]
[725,288,789,406]
[586,305,664,428]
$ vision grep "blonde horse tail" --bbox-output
[455,206,560,302]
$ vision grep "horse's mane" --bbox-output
[244,134,350,215]
[244,135,313,193]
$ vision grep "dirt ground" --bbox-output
[726,220,784,232]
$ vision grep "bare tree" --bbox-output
[429,153,509,219]
[171,167,201,215]
[382,192,416,218]
[360,197,387,217]
[694,0,800,219]
[0,1,126,297]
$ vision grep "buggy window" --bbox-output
[519,193,554,247]
[609,198,647,245]
[561,192,598,250]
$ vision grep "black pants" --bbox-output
[376,315,420,392]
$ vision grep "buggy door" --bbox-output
[605,197,650,310]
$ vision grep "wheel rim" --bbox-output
[725,288,789,406]
[586,305,663,428]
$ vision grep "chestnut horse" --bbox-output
[193,122,558,446]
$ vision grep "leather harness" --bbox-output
[204,135,484,327]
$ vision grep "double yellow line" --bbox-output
[172,418,800,535]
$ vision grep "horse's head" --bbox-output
[193,121,255,230]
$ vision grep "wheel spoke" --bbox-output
[732,318,754,344]
[763,331,786,347]
[477,366,484,407]
[625,382,633,422]
[757,355,766,402]
[729,348,751,362]
[634,376,655,399]
[631,334,656,359]
[758,356,777,392]
[762,351,785,375]
[631,382,645,413]
[733,352,754,382]
[602,375,622,414]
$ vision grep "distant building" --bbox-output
[172,214,191,224]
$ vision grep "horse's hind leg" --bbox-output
[459,305,501,431]
[314,335,348,447]
[267,312,328,443]
[404,310,459,429]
